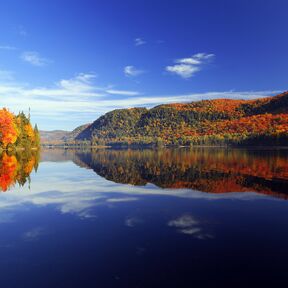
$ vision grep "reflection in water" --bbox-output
[2,148,288,200]
[168,214,212,239]
[0,148,288,287]
[70,148,288,199]
[0,150,39,191]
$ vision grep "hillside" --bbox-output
[40,130,70,143]
[62,124,90,142]
[76,108,147,141]
[40,124,89,145]
[75,91,288,146]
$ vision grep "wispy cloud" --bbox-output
[166,52,214,78]
[107,197,138,203]
[168,215,212,239]
[124,65,144,77]
[106,89,140,96]
[21,51,52,66]
[57,73,99,95]
[134,37,146,46]
[22,227,48,241]
[0,71,279,130]
[125,217,143,227]
[0,72,143,128]
[0,45,17,50]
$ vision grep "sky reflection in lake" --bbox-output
[0,148,288,287]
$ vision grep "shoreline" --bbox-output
[39,144,288,150]
[0,147,40,153]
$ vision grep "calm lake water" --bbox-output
[0,147,288,287]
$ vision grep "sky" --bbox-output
[0,0,287,130]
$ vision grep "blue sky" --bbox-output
[0,0,287,130]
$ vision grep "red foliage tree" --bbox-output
[0,109,18,147]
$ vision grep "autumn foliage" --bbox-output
[78,148,288,199]
[0,153,18,191]
[0,150,39,192]
[0,108,40,149]
[0,109,18,147]
[75,91,288,146]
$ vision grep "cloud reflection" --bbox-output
[168,215,212,239]
[0,150,275,223]
[23,227,48,241]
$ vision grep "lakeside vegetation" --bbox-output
[0,108,40,151]
[0,108,41,191]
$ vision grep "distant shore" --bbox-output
[39,144,288,150]
[0,146,40,153]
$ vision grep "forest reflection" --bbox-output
[71,148,288,199]
[1,148,288,199]
[0,150,40,191]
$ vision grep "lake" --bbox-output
[0,147,288,287]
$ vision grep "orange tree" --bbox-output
[0,109,18,148]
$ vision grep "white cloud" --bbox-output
[0,72,143,128]
[166,52,215,78]
[0,70,279,130]
[106,89,140,96]
[168,215,212,239]
[21,51,51,66]
[124,65,144,77]
[166,64,200,79]
[134,38,146,46]
[22,73,104,100]
[168,215,199,228]
[107,197,138,203]
[58,73,98,94]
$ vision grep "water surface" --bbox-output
[0,148,288,287]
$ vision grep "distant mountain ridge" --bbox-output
[40,124,89,144]
[41,91,288,146]
[40,130,70,143]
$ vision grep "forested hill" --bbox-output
[74,91,288,146]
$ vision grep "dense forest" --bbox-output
[73,91,288,147]
[0,108,40,150]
